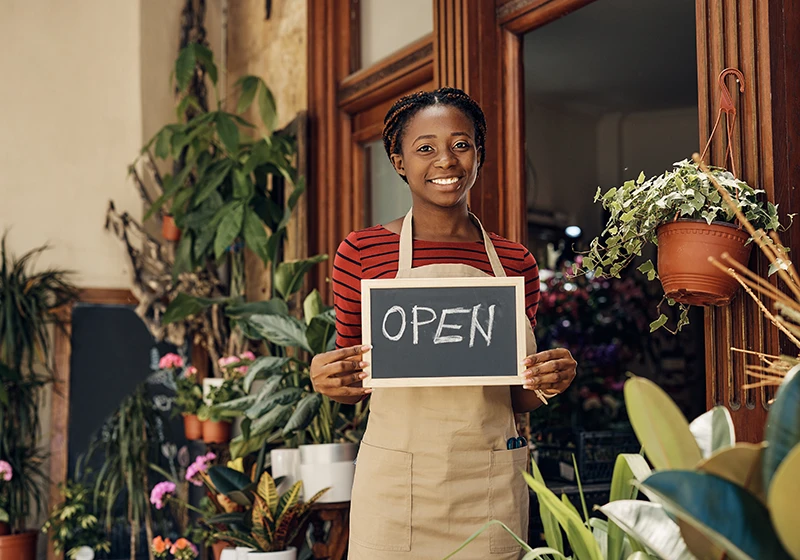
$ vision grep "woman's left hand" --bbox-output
[521,348,577,396]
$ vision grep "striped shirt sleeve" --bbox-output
[521,250,540,328]
[332,232,363,349]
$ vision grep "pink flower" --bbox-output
[239,351,256,361]
[0,460,12,482]
[150,481,176,509]
[183,366,198,379]
[236,365,249,374]
[185,452,217,486]
[159,353,184,370]
[217,356,239,367]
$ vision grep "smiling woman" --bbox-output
[305,87,577,558]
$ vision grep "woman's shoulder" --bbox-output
[339,225,398,251]
[486,232,531,256]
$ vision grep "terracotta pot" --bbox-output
[656,220,752,306]
[162,214,181,241]
[212,540,234,560]
[183,413,203,440]
[203,419,232,444]
[0,523,8,536]
[0,530,38,560]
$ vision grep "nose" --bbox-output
[434,150,457,169]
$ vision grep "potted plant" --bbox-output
[0,235,78,559]
[200,377,245,444]
[42,477,111,560]
[151,535,199,560]
[160,353,204,440]
[583,158,786,331]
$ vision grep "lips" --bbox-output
[429,177,461,185]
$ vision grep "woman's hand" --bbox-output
[310,344,373,404]
[521,348,577,396]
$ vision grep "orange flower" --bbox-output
[152,536,171,554]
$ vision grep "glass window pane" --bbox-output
[359,0,433,69]
[365,140,412,227]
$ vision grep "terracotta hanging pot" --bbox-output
[162,214,181,242]
[183,413,203,440]
[202,419,232,444]
[656,220,752,306]
[0,530,38,560]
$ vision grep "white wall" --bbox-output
[359,0,433,68]
[0,0,144,288]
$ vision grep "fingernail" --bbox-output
[364,388,373,394]
[359,361,368,368]
[521,358,531,366]
[359,372,368,379]
[522,369,532,377]
[361,344,372,352]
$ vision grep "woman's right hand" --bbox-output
[310,344,373,404]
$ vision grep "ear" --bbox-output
[390,153,406,178]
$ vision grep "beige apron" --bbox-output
[349,209,536,560]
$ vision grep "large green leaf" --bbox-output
[236,76,259,114]
[248,403,293,437]
[247,313,310,352]
[763,364,800,489]
[303,289,327,325]
[523,472,603,560]
[274,255,329,299]
[230,432,269,461]
[193,43,218,85]
[608,454,652,560]
[696,443,765,502]
[162,292,223,324]
[210,393,258,413]
[226,298,288,318]
[624,376,702,470]
[232,168,254,200]
[216,113,240,153]
[243,356,290,393]
[242,207,269,264]
[282,393,322,436]
[307,309,336,356]
[205,512,246,526]
[245,388,303,420]
[599,500,695,560]
[194,160,233,207]
[175,44,196,92]
[767,443,800,558]
[258,83,277,132]
[172,231,194,279]
[642,470,792,560]
[214,202,244,260]
[689,406,735,459]
[208,466,252,494]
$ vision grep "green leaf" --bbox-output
[274,255,329,299]
[236,76,259,114]
[608,454,652,560]
[763,365,800,488]
[194,160,233,206]
[441,520,548,560]
[205,512,246,525]
[216,113,240,153]
[162,292,221,324]
[214,202,244,260]
[245,388,303,420]
[233,169,254,200]
[226,299,289,318]
[307,310,336,355]
[243,356,290,393]
[303,289,327,324]
[172,231,194,279]
[282,393,322,436]
[244,373,288,415]
[258,83,277,132]
[600,501,694,560]
[230,432,269,461]
[649,314,669,332]
[246,313,310,351]
[243,207,269,264]
[642,470,792,560]
[210,393,258,413]
[248,403,293,437]
[767,443,800,557]
[155,128,172,159]
[175,44,196,92]
[207,466,252,495]
[689,406,736,458]
[624,376,702,470]
[193,43,218,86]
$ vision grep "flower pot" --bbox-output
[236,547,255,560]
[656,220,752,306]
[270,448,300,494]
[299,442,357,503]
[183,413,203,440]
[162,214,181,241]
[247,547,297,560]
[203,419,232,444]
[0,529,38,560]
[213,541,235,560]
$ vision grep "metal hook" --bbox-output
[718,68,745,116]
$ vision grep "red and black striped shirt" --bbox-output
[332,225,540,349]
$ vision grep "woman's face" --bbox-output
[390,104,480,210]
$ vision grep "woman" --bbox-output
[310,87,577,559]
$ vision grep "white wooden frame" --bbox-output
[361,276,527,388]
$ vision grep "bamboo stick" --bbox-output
[715,252,800,312]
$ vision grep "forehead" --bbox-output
[404,104,475,139]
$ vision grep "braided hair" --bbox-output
[382,87,487,182]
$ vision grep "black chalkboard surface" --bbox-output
[361,277,527,387]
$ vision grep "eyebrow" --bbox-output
[412,131,473,143]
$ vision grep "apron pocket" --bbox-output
[350,441,413,551]
[488,446,530,554]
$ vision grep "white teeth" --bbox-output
[431,177,459,185]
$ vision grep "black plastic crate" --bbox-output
[534,429,641,483]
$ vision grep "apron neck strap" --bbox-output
[398,208,506,277]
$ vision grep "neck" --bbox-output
[409,200,480,242]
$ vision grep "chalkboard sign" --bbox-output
[361,277,527,387]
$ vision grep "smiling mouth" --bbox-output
[429,177,461,185]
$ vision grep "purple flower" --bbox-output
[150,481,176,510]
[0,460,12,482]
[185,452,217,486]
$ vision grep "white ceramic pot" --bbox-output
[299,442,357,464]
[203,377,225,405]
[270,447,301,494]
[219,549,237,560]
[247,548,297,560]
[298,442,357,503]
[236,546,255,560]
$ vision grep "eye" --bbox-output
[417,144,434,153]
[454,140,471,149]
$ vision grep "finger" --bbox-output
[521,348,569,367]
[329,359,368,376]
[524,371,564,389]
[522,358,575,377]
[317,384,373,398]
[329,371,369,388]
[319,344,372,366]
